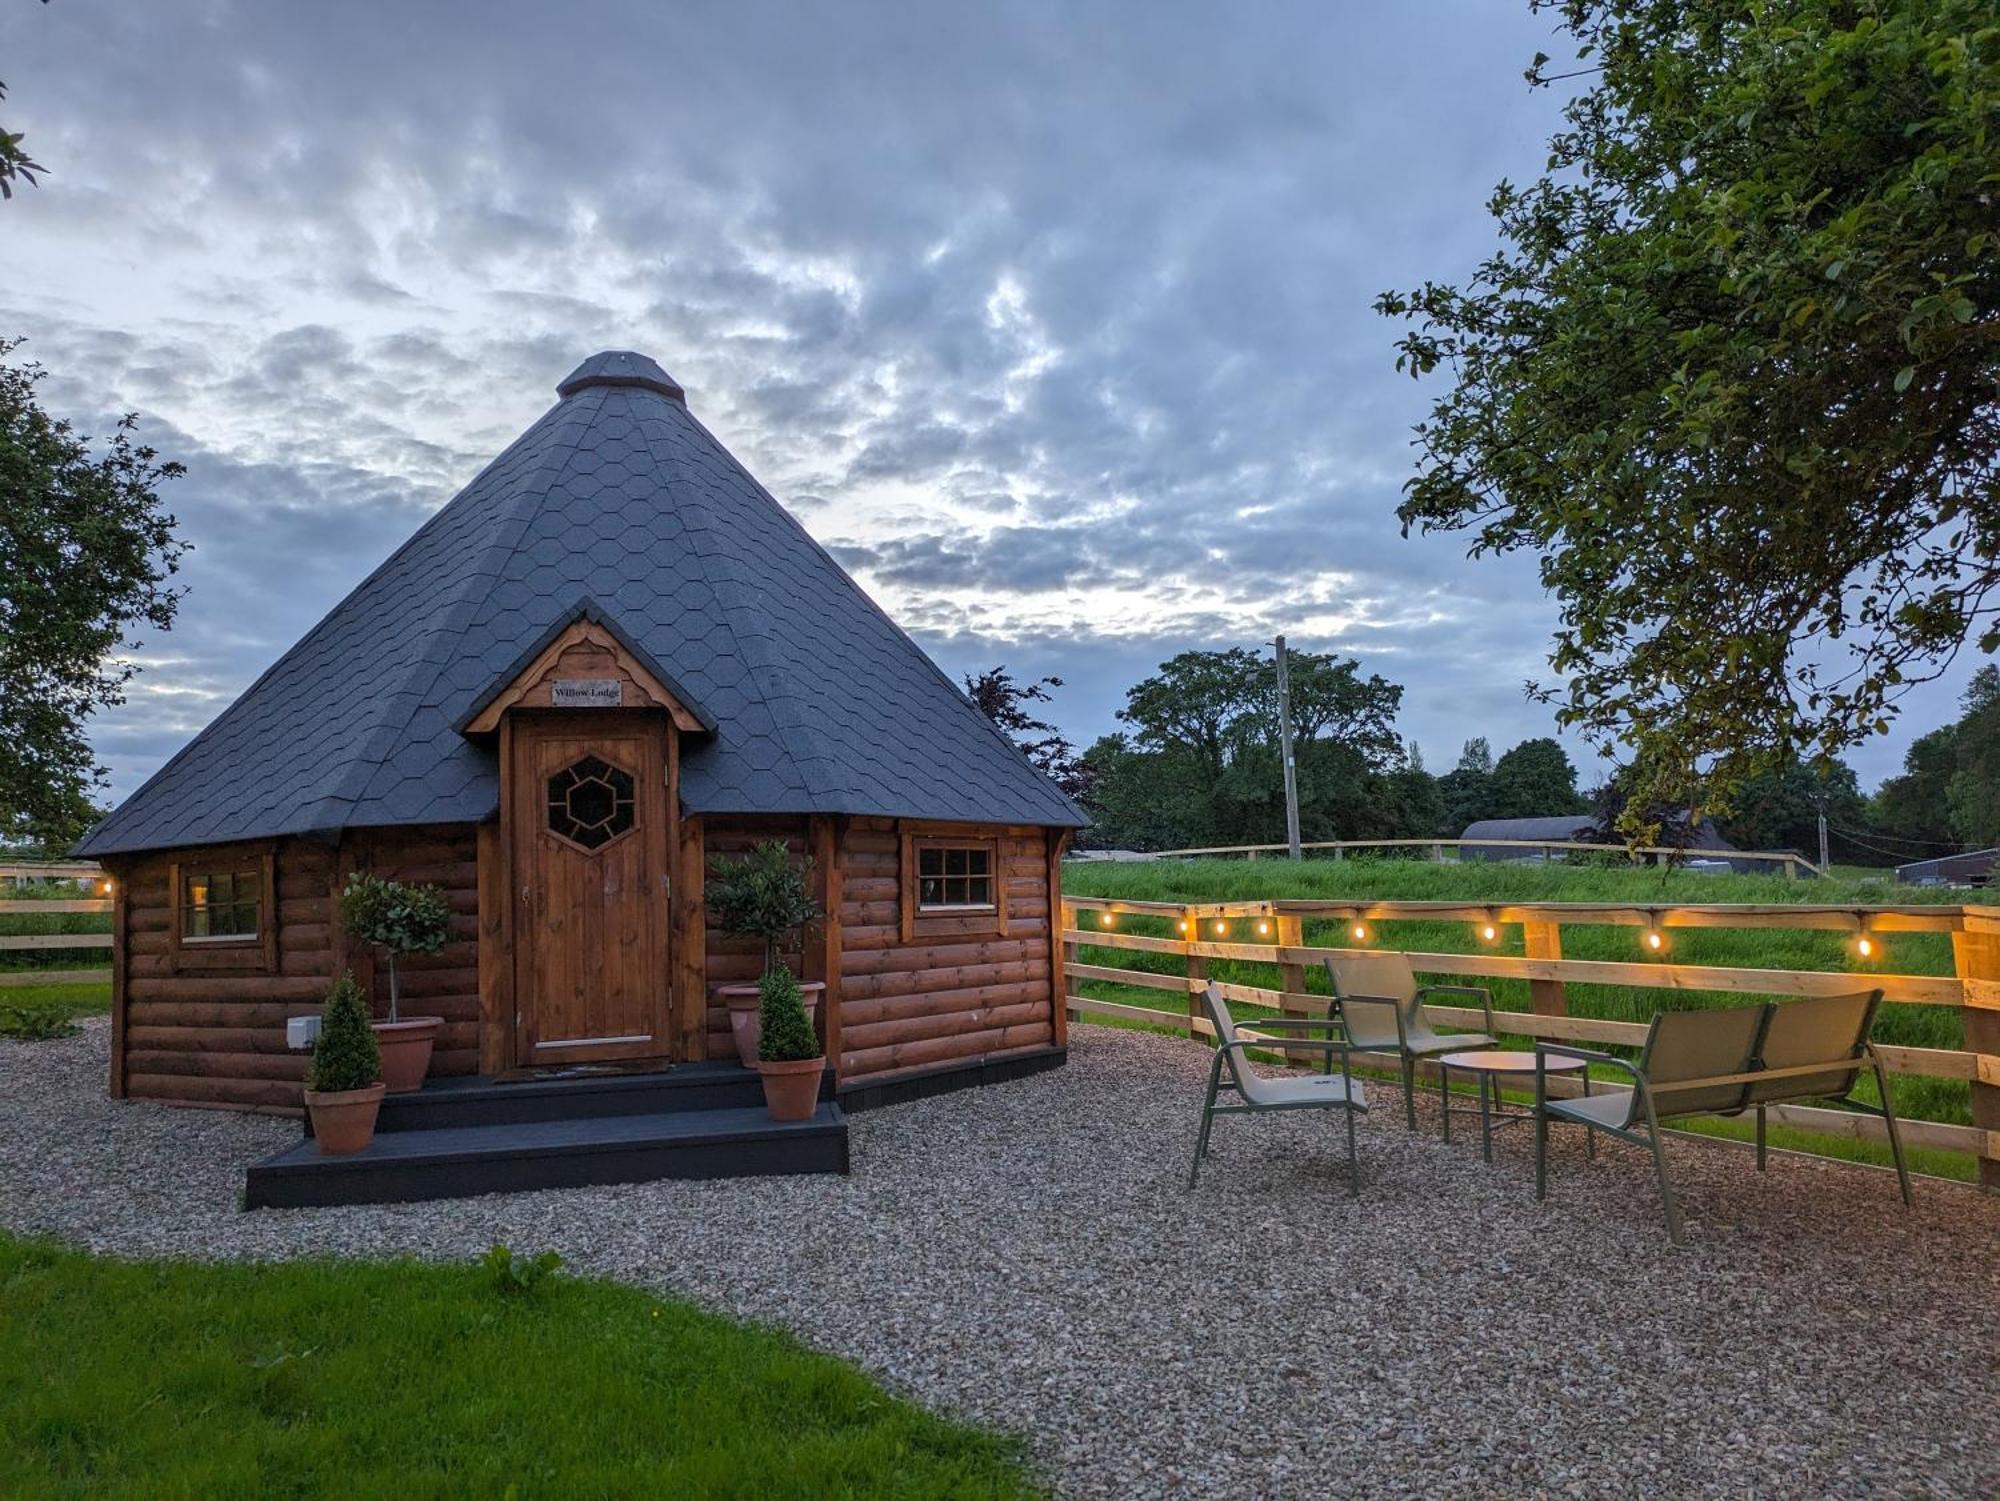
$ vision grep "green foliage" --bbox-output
[0,1231,1044,1498]
[306,972,381,1094]
[756,965,821,1063]
[1719,761,1870,862]
[0,79,45,201]
[1487,737,1586,819]
[339,873,450,1022]
[706,841,819,976]
[1872,666,2000,854]
[0,341,186,849]
[1379,0,2000,831]
[481,1244,564,1298]
[1082,646,1409,849]
[0,998,76,1041]
[963,665,1091,798]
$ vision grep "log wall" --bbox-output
[835,817,1058,1088]
[111,824,481,1114]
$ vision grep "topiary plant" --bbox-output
[340,872,451,1022]
[707,840,819,978]
[756,964,821,1062]
[307,971,382,1093]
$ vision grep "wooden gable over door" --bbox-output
[468,616,708,1075]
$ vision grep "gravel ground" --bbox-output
[3,1018,1996,1499]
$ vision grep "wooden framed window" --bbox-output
[168,845,278,973]
[900,827,1007,941]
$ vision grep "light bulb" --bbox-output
[1856,935,1875,959]
[1098,911,1115,929]
[1213,919,1228,936]
[1479,923,1498,943]
[1177,920,1189,935]
[1256,920,1271,937]
[1351,922,1369,942]
[1645,929,1664,952]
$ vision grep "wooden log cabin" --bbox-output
[77,352,1087,1138]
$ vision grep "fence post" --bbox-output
[1058,898,1077,1048]
[1273,912,1313,1066]
[1184,905,1208,1042]
[1951,915,2000,1192]
[1431,842,1444,863]
[1523,920,1567,1017]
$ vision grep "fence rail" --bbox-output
[0,860,111,989]
[1060,895,2000,1188]
[1103,838,1823,879]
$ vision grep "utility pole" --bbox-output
[1817,795,1831,873]
[1274,636,1302,861]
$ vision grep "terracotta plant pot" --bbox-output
[755,1056,825,1122]
[304,1081,387,1155]
[720,982,823,1068]
[371,1016,442,1093]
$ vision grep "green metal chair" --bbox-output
[1188,982,1369,1195]
[1323,953,1499,1128]
[1533,1002,1767,1242]
[1744,989,1911,1206]
[1533,990,1908,1242]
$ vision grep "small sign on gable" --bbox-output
[550,678,623,708]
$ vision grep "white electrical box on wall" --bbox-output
[286,1015,322,1051]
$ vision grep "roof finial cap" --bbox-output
[557,351,685,402]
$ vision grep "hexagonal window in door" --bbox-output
[546,754,637,851]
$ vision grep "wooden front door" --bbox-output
[511,713,671,1066]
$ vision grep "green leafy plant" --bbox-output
[756,965,820,1063]
[339,873,451,1022]
[706,841,819,978]
[482,1243,564,1297]
[0,998,77,1041]
[306,972,382,1094]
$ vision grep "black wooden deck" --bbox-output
[245,1063,847,1209]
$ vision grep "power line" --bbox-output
[1827,821,1964,851]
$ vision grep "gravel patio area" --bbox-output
[3,1018,1995,1498]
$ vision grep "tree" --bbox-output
[1487,737,1587,820]
[1379,1,2000,834]
[1871,667,2000,853]
[1945,667,2000,847]
[0,68,47,201]
[1719,760,1872,862]
[961,666,1091,799]
[1870,724,1961,852]
[1435,737,1497,834]
[0,344,187,849]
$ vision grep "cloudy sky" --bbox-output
[3,2,1973,803]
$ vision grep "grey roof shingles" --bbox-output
[77,352,1087,856]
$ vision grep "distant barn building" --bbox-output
[1458,815,1749,871]
[1896,849,1999,888]
[78,351,1087,1121]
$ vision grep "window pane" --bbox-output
[919,848,943,877]
[965,877,992,907]
[919,876,944,906]
[967,849,990,876]
[945,848,967,876]
[183,869,259,940]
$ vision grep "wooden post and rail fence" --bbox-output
[0,860,113,989]
[1117,837,1824,879]
[1059,895,2000,1191]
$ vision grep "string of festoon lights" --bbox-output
[1088,903,1886,964]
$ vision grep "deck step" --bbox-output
[367,1062,797,1133]
[246,1104,848,1209]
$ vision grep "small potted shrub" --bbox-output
[340,872,451,1092]
[754,965,824,1121]
[304,971,385,1155]
[707,840,822,1066]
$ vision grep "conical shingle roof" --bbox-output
[78,352,1087,856]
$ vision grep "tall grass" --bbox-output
[1062,856,1980,1146]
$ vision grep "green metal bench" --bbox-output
[1534,990,1911,1242]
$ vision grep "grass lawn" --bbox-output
[0,1232,1043,1500]
[1064,856,1986,1181]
